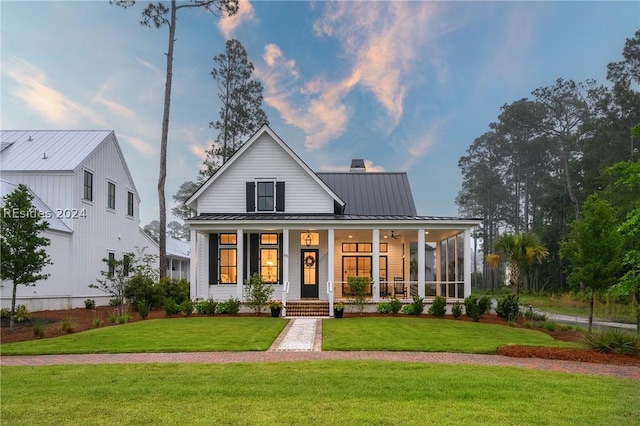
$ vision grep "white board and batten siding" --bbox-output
[196,133,335,214]
[0,131,142,310]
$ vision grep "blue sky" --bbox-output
[1,1,638,227]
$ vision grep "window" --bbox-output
[107,252,115,277]
[260,233,279,283]
[342,243,373,253]
[257,181,274,211]
[300,232,320,247]
[127,191,134,216]
[83,170,93,201]
[123,253,132,277]
[107,182,116,209]
[219,234,237,284]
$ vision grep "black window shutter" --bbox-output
[276,181,285,212]
[246,182,255,212]
[243,233,248,281]
[278,233,283,284]
[209,233,218,285]
[250,233,259,276]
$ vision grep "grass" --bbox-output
[322,317,583,352]
[1,362,638,425]
[519,293,636,323]
[0,317,288,355]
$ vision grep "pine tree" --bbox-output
[202,39,269,177]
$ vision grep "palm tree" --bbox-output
[486,232,549,294]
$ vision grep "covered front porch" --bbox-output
[188,220,477,315]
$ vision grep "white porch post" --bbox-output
[328,228,335,313]
[372,228,380,302]
[202,233,210,298]
[236,229,244,301]
[418,229,426,298]
[464,228,471,299]
[282,228,289,286]
[190,228,197,299]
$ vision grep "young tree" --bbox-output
[1,184,52,330]
[89,255,131,317]
[560,195,623,331]
[111,0,239,279]
[486,232,549,295]
[202,38,269,177]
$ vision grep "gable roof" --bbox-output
[317,172,417,216]
[186,125,345,210]
[0,179,72,233]
[0,130,140,201]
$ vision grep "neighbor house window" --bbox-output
[83,170,93,201]
[257,181,274,211]
[219,233,237,284]
[127,191,134,216]
[107,182,116,209]
[123,253,132,277]
[107,252,115,277]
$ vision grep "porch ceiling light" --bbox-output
[305,231,312,247]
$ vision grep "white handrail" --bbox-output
[327,281,334,316]
[282,281,290,317]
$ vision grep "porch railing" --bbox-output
[281,281,290,317]
[335,280,465,300]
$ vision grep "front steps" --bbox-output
[285,300,330,317]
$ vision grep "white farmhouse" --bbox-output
[186,125,481,316]
[0,130,152,310]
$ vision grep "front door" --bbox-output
[301,249,319,298]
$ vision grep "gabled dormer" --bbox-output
[187,125,344,216]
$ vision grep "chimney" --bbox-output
[350,159,366,173]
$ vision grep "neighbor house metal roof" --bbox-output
[167,238,190,259]
[0,179,72,233]
[0,130,113,171]
[316,172,417,216]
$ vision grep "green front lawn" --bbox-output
[2,362,637,425]
[0,317,288,355]
[323,317,583,352]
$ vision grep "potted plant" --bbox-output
[269,300,284,317]
[334,302,344,319]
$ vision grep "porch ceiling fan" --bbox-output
[390,230,402,239]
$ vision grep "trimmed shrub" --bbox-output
[347,276,369,314]
[196,299,218,315]
[218,298,241,315]
[163,298,177,317]
[389,298,403,314]
[157,277,190,305]
[478,295,492,315]
[428,296,447,317]
[84,299,96,310]
[410,295,425,316]
[402,304,414,315]
[180,299,195,316]
[496,294,520,321]
[137,301,149,319]
[451,302,463,319]
[125,274,163,310]
[464,295,483,321]
[377,302,392,314]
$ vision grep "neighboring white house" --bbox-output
[185,125,481,315]
[0,130,152,310]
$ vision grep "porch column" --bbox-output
[236,229,244,301]
[372,228,380,302]
[282,229,289,285]
[464,228,471,299]
[328,228,335,312]
[190,228,197,299]
[418,229,426,298]
[201,233,210,299]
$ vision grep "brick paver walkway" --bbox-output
[2,351,639,380]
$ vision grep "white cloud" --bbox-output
[400,118,447,171]
[120,134,155,155]
[256,2,444,150]
[189,143,208,160]
[218,0,256,39]
[2,56,101,127]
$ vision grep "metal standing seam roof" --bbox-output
[166,238,190,259]
[187,213,476,222]
[316,172,417,216]
[0,130,113,171]
[0,179,72,233]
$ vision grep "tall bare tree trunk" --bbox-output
[158,1,177,279]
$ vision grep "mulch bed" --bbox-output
[2,308,639,367]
